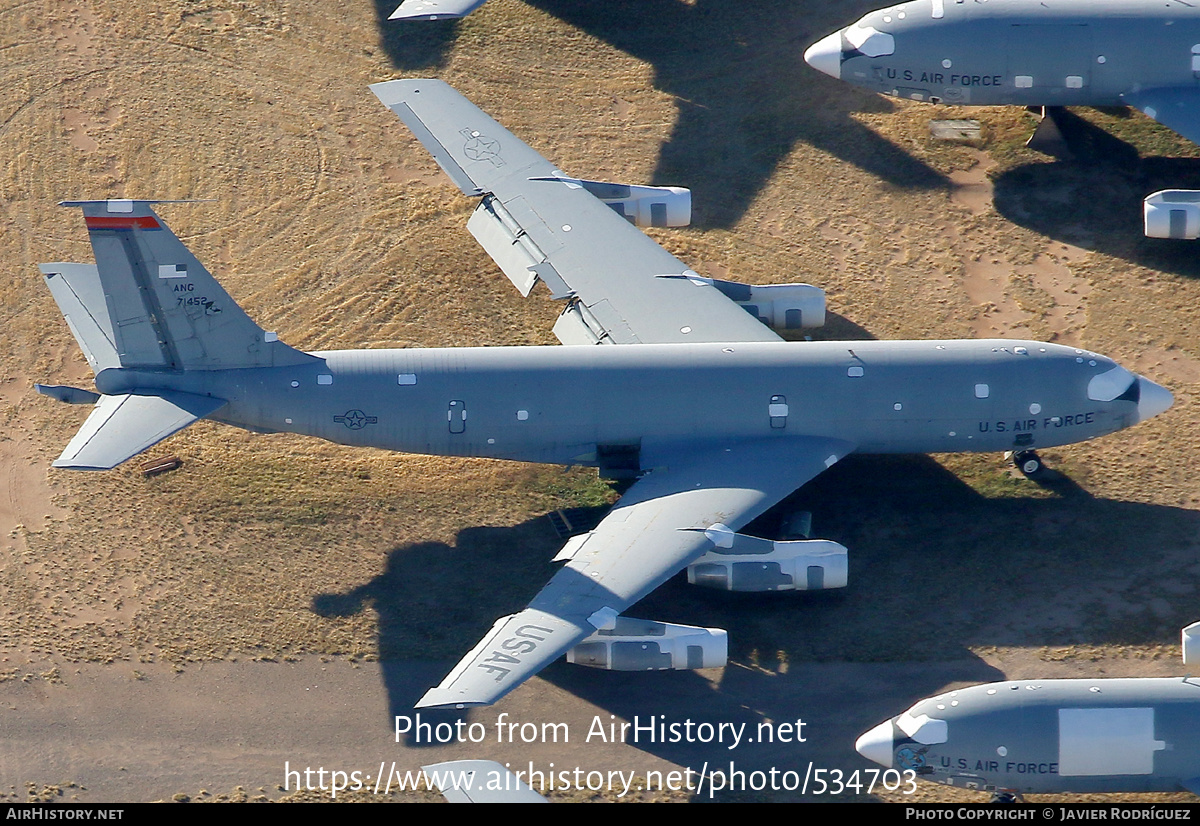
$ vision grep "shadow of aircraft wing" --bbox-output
[523,0,947,228]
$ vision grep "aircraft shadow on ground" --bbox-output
[537,655,1005,785]
[313,451,1200,761]
[993,108,1200,278]
[372,0,459,69]
[312,519,570,744]
[374,0,948,229]
[808,310,877,342]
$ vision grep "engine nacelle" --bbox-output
[687,524,848,592]
[735,282,826,331]
[1183,621,1200,665]
[1144,190,1200,239]
[699,278,824,331]
[578,179,692,228]
[656,274,827,331]
[566,617,727,671]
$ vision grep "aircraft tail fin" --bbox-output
[42,201,317,470]
[49,200,314,371]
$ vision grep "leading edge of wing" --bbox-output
[415,435,856,709]
[369,79,783,346]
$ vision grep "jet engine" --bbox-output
[550,276,826,344]
[716,280,826,331]
[566,617,727,671]
[651,274,827,332]
[575,179,692,228]
[1144,190,1200,240]
[687,523,848,592]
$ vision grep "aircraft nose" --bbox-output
[804,31,842,79]
[855,719,895,767]
[1135,376,1173,423]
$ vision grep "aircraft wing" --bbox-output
[1121,87,1200,146]
[416,435,854,708]
[422,761,548,803]
[389,0,488,20]
[370,78,782,345]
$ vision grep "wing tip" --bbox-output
[51,460,111,471]
[369,78,446,107]
[389,9,466,20]
[416,675,505,708]
[414,689,483,710]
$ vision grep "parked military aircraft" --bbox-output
[39,79,1172,710]
[857,677,1200,797]
[804,0,1200,238]
[856,625,1200,798]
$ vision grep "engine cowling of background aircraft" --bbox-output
[1144,190,1200,240]
[1183,622,1200,665]
[687,524,848,592]
[576,180,692,228]
[566,617,728,671]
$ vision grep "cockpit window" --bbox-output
[897,711,948,744]
[1087,365,1138,402]
[845,25,896,58]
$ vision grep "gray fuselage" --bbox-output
[861,678,1200,795]
[94,338,1152,469]
[810,0,1200,107]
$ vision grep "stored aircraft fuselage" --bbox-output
[91,338,1167,468]
[805,0,1200,108]
[858,678,1200,795]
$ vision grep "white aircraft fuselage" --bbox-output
[858,677,1200,795]
[805,0,1200,108]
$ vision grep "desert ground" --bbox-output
[2,0,1200,803]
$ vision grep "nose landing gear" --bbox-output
[1005,449,1044,477]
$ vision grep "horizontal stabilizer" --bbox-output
[35,384,101,405]
[54,391,227,470]
[41,263,122,372]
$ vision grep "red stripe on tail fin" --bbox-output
[84,215,161,230]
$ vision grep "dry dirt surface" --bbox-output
[2,0,1199,804]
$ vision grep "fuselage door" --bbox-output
[448,400,466,434]
[769,395,788,429]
